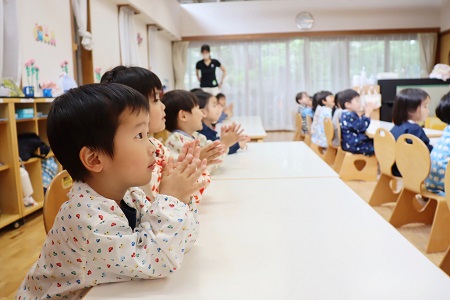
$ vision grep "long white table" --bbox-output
[216,115,267,142]
[212,141,338,180]
[85,178,450,300]
[366,120,443,138]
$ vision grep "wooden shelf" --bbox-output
[23,201,44,216]
[0,213,22,228]
[0,164,10,172]
[36,116,48,121]
[0,119,7,124]
[23,158,39,165]
[16,118,36,123]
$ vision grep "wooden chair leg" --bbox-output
[333,148,345,172]
[323,147,337,166]
[427,200,450,253]
[440,247,450,276]
[368,174,400,206]
[304,135,311,146]
[389,189,437,228]
[310,143,325,158]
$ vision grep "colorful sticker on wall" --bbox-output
[95,68,102,83]
[34,23,56,46]
[137,33,143,46]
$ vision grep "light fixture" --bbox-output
[295,12,314,30]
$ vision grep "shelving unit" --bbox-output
[0,97,61,230]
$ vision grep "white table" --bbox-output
[366,120,443,138]
[212,141,338,180]
[216,115,267,142]
[85,178,450,300]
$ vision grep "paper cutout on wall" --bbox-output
[34,23,56,46]
[137,33,143,46]
[95,68,102,83]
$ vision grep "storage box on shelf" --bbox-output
[0,97,61,230]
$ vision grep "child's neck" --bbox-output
[202,119,214,129]
[177,124,196,137]
[84,177,127,204]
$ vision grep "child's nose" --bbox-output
[148,139,157,155]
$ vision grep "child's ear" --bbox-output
[200,108,207,117]
[178,110,188,122]
[79,147,104,174]
[344,102,351,109]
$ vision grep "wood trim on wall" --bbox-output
[440,29,450,37]
[80,0,94,84]
[182,27,441,42]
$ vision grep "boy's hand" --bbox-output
[238,135,251,150]
[160,155,207,204]
[220,123,244,148]
[200,140,225,166]
[364,101,376,118]
[177,140,199,164]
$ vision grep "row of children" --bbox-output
[295,87,450,196]
[16,66,246,299]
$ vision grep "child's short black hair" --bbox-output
[436,91,450,124]
[337,89,359,109]
[312,91,332,111]
[100,66,162,100]
[47,83,149,181]
[190,88,202,93]
[392,88,429,125]
[295,92,308,104]
[193,90,214,109]
[201,44,210,52]
[162,90,199,132]
[216,93,226,101]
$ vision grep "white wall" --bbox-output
[180,1,440,37]
[148,30,175,91]
[135,14,149,69]
[90,0,121,79]
[442,0,450,32]
[18,0,74,88]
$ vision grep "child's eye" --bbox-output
[136,133,145,139]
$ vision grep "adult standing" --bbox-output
[196,44,227,96]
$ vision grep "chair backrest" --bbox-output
[374,128,396,176]
[323,117,334,148]
[395,134,431,193]
[425,116,447,130]
[43,170,73,233]
[295,113,303,130]
[306,115,312,135]
[445,162,450,210]
[336,120,342,145]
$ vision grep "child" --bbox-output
[340,90,375,156]
[100,66,223,203]
[194,90,249,155]
[331,90,343,147]
[311,91,334,148]
[295,92,311,135]
[216,93,233,123]
[390,88,432,176]
[17,84,207,299]
[425,91,450,195]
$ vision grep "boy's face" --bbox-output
[203,97,222,123]
[300,96,310,105]
[218,97,226,107]
[345,96,361,112]
[104,109,156,188]
[183,105,204,132]
[323,95,335,108]
[148,89,166,134]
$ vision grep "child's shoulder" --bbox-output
[193,132,208,145]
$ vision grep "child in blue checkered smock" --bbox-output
[425,92,450,196]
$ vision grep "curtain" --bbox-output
[118,6,141,66]
[418,33,438,77]
[172,41,189,89]
[185,34,424,130]
[72,0,93,51]
[147,25,158,73]
[1,0,20,83]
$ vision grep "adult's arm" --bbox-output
[219,65,227,87]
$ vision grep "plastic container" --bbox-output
[16,108,34,119]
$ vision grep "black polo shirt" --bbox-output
[196,59,221,88]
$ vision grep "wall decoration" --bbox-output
[60,60,69,74]
[34,23,56,46]
[95,68,102,83]
[24,59,39,87]
[137,33,143,46]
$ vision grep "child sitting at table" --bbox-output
[17,83,207,300]
[100,66,223,203]
[311,91,335,148]
[340,90,375,156]
[331,90,343,147]
[425,91,450,195]
[194,90,249,154]
[216,93,233,123]
[296,91,312,135]
[390,88,432,176]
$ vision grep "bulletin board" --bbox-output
[18,0,74,88]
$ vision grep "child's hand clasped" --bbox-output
[199,140,226,165]
[220,123,244,148]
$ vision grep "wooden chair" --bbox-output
[389,134,450,253]
[321,117,337,166]
[335,121,378,181]
[304,115,312,146]
[293,113,305,141]
[425,116,447,131]
[43,170,73,233]
[440,165,450,275]
[153,130,170,144]
[368,128,400,206]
